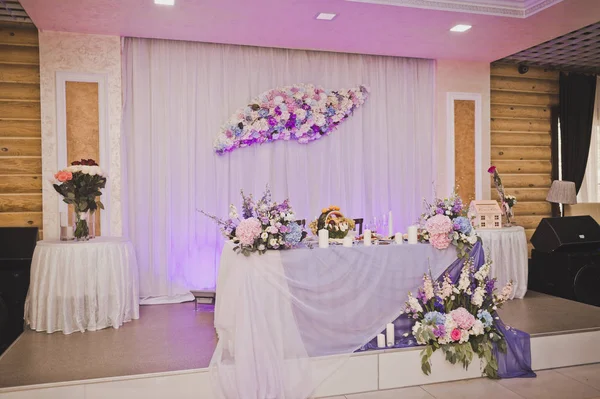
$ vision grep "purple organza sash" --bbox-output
[358,241,536,379]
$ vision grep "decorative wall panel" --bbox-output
[454,100,476,203]
[39,31,122,238]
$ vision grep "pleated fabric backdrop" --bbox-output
[121,37,436,301]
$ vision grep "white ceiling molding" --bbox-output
[346,0,564,18]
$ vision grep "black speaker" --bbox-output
[0,227,38,355]
[531,216,600,253]
[530,249,600,306]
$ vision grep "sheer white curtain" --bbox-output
[121,37,436,301]
[579,76,600,203]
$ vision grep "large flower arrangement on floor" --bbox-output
[214,84,369,154]
[403,259,513,378]
[308,205,355,239]
[419,190,479,258]
[53,159,106,240]
[202,186,306,255]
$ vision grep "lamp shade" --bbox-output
[546,180,577,204]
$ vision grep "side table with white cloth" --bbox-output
[24,237,140,334]
[476,226,528,299]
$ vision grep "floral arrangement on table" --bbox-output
[419,190,479,258]
[309,205,355,239]
[488,166,516,226]
[214,84,369,154]
[53,159,106,241]
[403,258,513,378]
[202,186,306,256]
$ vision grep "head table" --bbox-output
[24,237,140,334]
[214,241,457,399]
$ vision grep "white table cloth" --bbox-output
[24,237,140,334]
[477,226,528,299]
[212,241,458,399]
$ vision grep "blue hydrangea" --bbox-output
[478,310,493,328]
[423,311,446,326]
[284,222,303,246]
[454,216,473,235]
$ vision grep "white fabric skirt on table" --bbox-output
[24,237,140,334]
[477,226,528,299]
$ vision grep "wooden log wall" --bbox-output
[0,22,42,237]
[490,64,559,254]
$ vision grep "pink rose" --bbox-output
[451,328,461,341]
[55,171,73,182]
[488,166,496,174]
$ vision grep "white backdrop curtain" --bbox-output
[121,37,436,300]
[579,76,600,203]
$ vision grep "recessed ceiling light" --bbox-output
[316,13,337,20]
[154,0,175,5]
[450,24,472,32]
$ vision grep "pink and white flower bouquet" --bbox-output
[419,190,480,258]
[202,186,306,256]
[403,258,512,378]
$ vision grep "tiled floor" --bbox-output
[0,292,599,389]
[323,364,600,399]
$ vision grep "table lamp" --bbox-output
[546,180,577,216]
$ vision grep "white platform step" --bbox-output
[2,330,599,399]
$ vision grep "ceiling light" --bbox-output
[450,24,472,32]
[316,13,337,20]
[154,0,175,5]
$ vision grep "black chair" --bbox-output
[295,219,306,228]
[353,218,364,236]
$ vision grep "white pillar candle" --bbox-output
[343,236,353,247]
[395,232,403,244]
[388,211,393,238]
[408,225,418,244]
[363,229,372,246]
[377,334,386,348]
[386,323,395,347]
[318,229,329,248]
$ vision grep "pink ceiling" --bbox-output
[19,0,600,61]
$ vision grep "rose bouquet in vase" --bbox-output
[488,166,516,226]
[53,159,106,241]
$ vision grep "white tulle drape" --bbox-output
[121,37,436,299]
[579,76,600,203]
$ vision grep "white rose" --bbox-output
[269,238,277,246]
[258,244,265,251]
[68,165,81,173]
[261,232,268,240]
[80,165,91,174]
[445,210,451,215]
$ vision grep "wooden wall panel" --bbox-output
[454,100,476,203]
[65,81,101,235]
[0,22,42,236]
[491,63,558,255]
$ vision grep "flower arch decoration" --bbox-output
[214,84,369,154]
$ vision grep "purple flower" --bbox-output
[417,289,427,303]
[274,106,282,116]
[302,104,311,111]
[453,223,460,231]
[436,208,444,215]
[267,117,277,126]
[485,279,496,295]
[279,225,289,233]
[433,325,446,338]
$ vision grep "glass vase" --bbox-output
[73,210,95,241]
[502,202,513,227]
